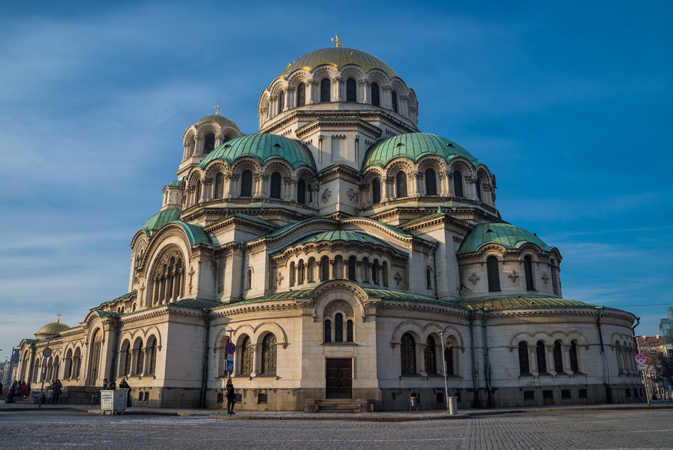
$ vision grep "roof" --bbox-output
[362,133,479,170]
[230,213,277,228]
[195,115,237,128]
[172,221,212,246]
[142,209,181,233]
[199,133,316,170]
[637,336,663,344]
[171,298,225,310]
[107,290,137,304]
[457,223,556,255]
[167,180,182,187]
[36,321,70,336]
[448,297,599,311]
[279,230,405,255]
[278,47,399,79]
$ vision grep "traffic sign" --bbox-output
[225,343,236,354]
[635,353,646,364]
[225,360,234,372]
[43,348,52,357]
[226,353,234,362]
[638,364,647,371]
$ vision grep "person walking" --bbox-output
[225,379,236,415]
[20,381,28,397]
[103,379,109,390]
[52,379,62,405]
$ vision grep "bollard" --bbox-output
[410,393,419,412]
[447,396,457,415]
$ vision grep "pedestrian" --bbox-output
[103,379,109,390]
[225,379,236,415]
[107,380,116,390]
[52,379,62,405]
[118,378,132,407]
[20,381,28,397]
[0,380,3,395]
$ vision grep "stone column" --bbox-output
[355,261,363,283]
[285,176,297,202]
[253,173,263,199]
[417,343,427,376]
[286,88,294,110]
[409,171,420,197]
[330,260,337,279]
[259,173,270,199]
[362,81,371,104]
[381,176,394,202]
[202,178,212,202]
[382,86,392,109]
[306,80,315,105]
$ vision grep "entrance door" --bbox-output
[326,358,352,399]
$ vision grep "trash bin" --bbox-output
[448,396,457,415]
[410,393,419,412]
[101,390,128,414]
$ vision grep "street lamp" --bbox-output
[437,329,450,414]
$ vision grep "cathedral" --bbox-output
[16,43,644,411]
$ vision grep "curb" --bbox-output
[466,404,673,416]
[209,413,470,422]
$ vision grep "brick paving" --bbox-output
[1,406,673,449]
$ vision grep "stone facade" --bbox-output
[15,45,644,410]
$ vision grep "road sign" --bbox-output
[226,353,234,362]
[638,364,648,371]
[43,348,52,357]
[226,360,234,372]
[635,353,646,364]
[225,343,236,354]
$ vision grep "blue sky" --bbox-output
[1,1,672,361]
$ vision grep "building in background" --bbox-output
[660,318,672,356]
[13,44,643,410]
[637,335,668,400]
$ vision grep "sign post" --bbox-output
[225,341,236,379]
[38,343,52,408]
[636,353,650,406]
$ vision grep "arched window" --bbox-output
[320,78,331,102]
[553,341,563,373]
[214,173,224,199]
[289,262,295,287]
[203,133,215,154]
[324,320,331,343]
[392,90,398,113]
[453,171,463,197]
[371,82,380,106]
[372,260,379,284]
[426,267,432,290]
[307,258,316,283]
[372,178,381,204]
[297,83,306,107]
[536,341,547,373]
[362,257,369,282]
[240,170,253,197]
[89,329,102,384]
[73,348,81,378]
[425,335,437,374]
[240,336,253,375]
[476,178,482,201]
[298,260,305,285]
[297,178,306,204]
[321,256,330,281]
[261,334,277,375]
[223,135,231,144]
[551,260,559,295]
[335,313,343,343]
[194,180,201,205]
[518,342,530,374]
[396,172,407,198]
[119,340,130,376]
[278,91,284,114]
[270,172,282,199]
[487,256,501,292]
[246,268,252,290]
[148,338,157,375]
[615,342,623,372]
[382,261,389,286]
[346,78,356,102]
[348,256,357,281]
[524,255,535,291]
[347,320,353,343]
[425,169,437,195]
[401,333,416,374]
[64,349,73,378]
[445,341,455,375]
[569,341,579,372]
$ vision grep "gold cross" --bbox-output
[214,102,222,115]
[56,313,61,323]
[331,35,343,48]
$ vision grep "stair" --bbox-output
[316,399,362,413]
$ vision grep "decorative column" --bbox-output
[381,176,394,202]
[306,80,315,105]
[417,343,427,376]
[259,173,270,199]
[381,86,392,109]
[202,178,212,202]
[253,173,263,199]
[330,260,337,280]
[286,88,294,110]
[362,81,371,104]
[355,261,363,283]
[285,176,298,202]
[225,173,238,199]
[194,136,204,156]
[409,171,421,197]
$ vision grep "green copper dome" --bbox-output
[275,230,405,255]
[279,47,399,79]
[36,321,70,336]
[362,133,479,170]
[195,115,237,128]
[457,223,555,255]
[200,133,316,170]
[142,209,181,234]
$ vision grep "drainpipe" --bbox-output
[432,245,439,300]
[469,309,479,408]
[200,309,211,409]
[482,310,493,408]
[109,317,120,381]
[596,307,612,403]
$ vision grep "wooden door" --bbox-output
[326,359,352,399]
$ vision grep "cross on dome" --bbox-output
[56,312,61,323]
[331,35,343,48]
[214,102,222,116]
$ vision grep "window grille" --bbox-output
[569,341,579,372]
[261,334,277,375]
[453,171,463,197]
[425,169,437,195]
[270,173,282,199]
[240,170,253,197]
[553,341,563,373]
[347,320,353,343]
[346,78,356,102]
[297,83,305,107]
[425,336,437,374]
[241,336,253,375]
[524,256,535,291]
[371,83,380,106]
[396,172,407,198]
[518,342,530,374]
[372,178,381,204]
[324,320,331,343]
[89,329,102,383]
[401,333,416,374]
[320,78,330,102]
[487,256,501,292]
[536,341,547,373]
[335,314,343,342]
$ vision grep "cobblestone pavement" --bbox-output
[1,408,672,449]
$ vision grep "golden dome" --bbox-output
[36,317,70,336]
[278,47,399,79]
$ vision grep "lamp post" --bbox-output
[226,328,235,380]
[437,330,450,414]
[38,339,51,408]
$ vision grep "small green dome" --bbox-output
[275,230,404,255]
[279,47,399,79]
[142,209,181,233]
[195,115,237,128]
[457,223,555,255]
[200,133,316,170]
[36,321,70,336]
[362,133,479,170]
